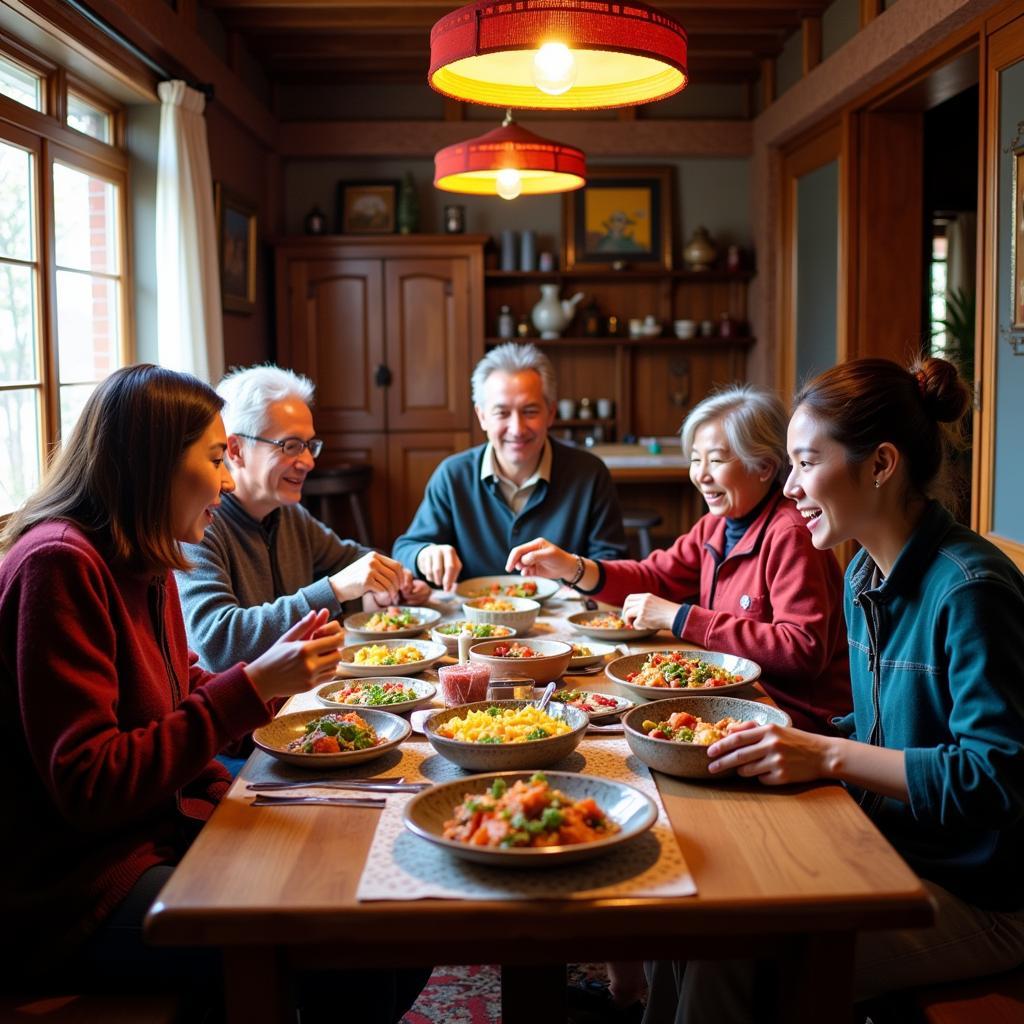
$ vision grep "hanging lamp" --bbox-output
[434,112,586,200]
[428,0,688,111]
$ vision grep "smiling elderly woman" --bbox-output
[507,384,851,733]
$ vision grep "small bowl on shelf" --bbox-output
[674,319,697,340]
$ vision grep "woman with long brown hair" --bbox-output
[644,357,1024,1022]
[0,365,425,1019]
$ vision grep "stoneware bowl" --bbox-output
[424,699,588,771]
[462,596,540,635]
[455,575,560,605]
[566,609,658,642]
[403,770,657,867]
[252,707,411,769]
[315,677,437,715]
[335,638,447,678]
[430,621,517,656]
[622,695,790,779]
[605,650,761,701]
[468,638,573,684]
[342,605,441,641]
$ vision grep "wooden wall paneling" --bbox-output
[852,111,924,363]
[385,256,473,432]
[386,431,471,547]
[314,431,389,550]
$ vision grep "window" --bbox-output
[0,39,129,517]
[929,225,949,357]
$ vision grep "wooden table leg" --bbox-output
[502,963,567,1024]
[778,931,856,1024]
[223,947,290,1024]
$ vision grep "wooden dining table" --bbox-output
[145,597,934,1024]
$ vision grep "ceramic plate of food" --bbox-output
[343,605,441,640]
[567,641,618,670]
[455,575,560,605]
[566,610,659,642]
[253,707,410,769]
[335,639,447,678]
[403,770,657,867]
[549,688,634,722]
[431,620,517,655]
[316,677,436,715]
[605,649,761,701]
[622,696,790,779]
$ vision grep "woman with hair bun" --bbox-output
[646,357,1024,1023]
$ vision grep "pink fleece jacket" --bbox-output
[0,521,272,972]
[595,491,851,733]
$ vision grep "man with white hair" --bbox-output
[178,364,429,672]
[393,342,626,590]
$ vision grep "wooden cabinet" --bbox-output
[484,268,754,443]
[275,236,486,548]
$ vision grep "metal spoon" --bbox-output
[534,681,556,712]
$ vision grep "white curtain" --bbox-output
[155,80,224,384]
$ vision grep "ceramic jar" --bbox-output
[683,226,717,271]
[531,284,584,339]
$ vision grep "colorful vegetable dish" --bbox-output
[322,680,419,707]
[442,772,620,848]
[362,607,420,632]
[435,706,571,744]
[641,710,743,745]
[467,597,517,612]
[286,711,380,754]
[353,644,424,666]
[627,651,742,689]
[488,642,537,659]
[470,581,539,599]
[582,614,631,630]
[551,689,622,714]
[436,621,513,638]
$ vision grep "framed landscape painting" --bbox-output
[562,165,674,270]
[337,180,399,234]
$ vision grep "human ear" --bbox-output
[227,435,245,466]
[872,443,900,487]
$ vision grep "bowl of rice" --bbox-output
[431,620,517,655]
[335,638,446,678]
[468,638,573,684]
[424,699,588,771]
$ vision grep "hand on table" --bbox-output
[505,537,576,580]
[706,721,829,784]
[621,593,681,632]
[330,551,404,603]
[245,609,343,701]
[416,544,462,592]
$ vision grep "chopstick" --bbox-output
[246,780,428,793]
[250,793,386,808]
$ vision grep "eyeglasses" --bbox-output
[236,434,324,459]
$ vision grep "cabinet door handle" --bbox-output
[375,364,393,388]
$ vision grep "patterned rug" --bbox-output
[404,963,610,1023]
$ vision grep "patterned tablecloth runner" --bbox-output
[353,738,697,902]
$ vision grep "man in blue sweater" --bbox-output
[393,342,627,590]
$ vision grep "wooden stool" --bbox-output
[622,510,662,558]
[302,463,373,547]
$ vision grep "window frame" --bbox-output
[0,32,132,521]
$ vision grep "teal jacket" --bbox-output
[837,502,1024,910]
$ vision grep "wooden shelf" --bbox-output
[554,417,616,427]
[486,335,756,349]
[485,268,754,282]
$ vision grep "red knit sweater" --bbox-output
[596,492,852,733]
[0,522,271,971]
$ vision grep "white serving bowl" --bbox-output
[335,638,447,678]
[455,575,560,605]
[461,595,540,634]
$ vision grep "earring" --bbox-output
[873,479,880,489]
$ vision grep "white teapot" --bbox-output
[531,284,584,339]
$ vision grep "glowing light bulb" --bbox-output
[496,167,522,201]
[533,42,576,96]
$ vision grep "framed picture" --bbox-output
[337,180,399,234]
[215,183,257,314]
[562,165,674,270]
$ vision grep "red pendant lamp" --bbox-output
[434,113,586,200]
[429,0,688,111]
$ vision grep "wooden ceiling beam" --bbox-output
[277,117,753,159]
